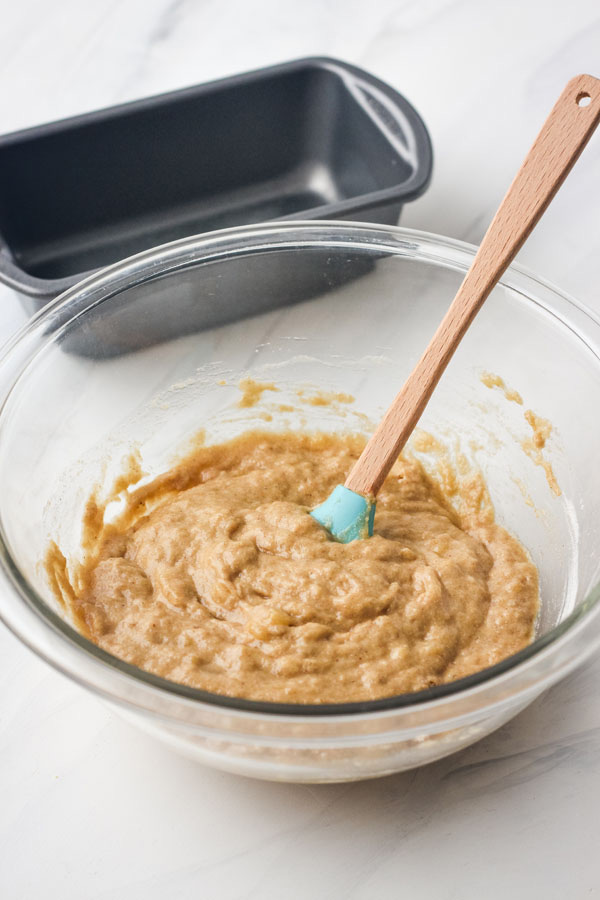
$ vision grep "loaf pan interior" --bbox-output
[0,60,425,284]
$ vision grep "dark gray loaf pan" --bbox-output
[0,57,432,314]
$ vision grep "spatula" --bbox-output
[312,74,600,542]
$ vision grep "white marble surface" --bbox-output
[2,0,600,896]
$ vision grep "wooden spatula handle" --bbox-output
[345,73,600,498]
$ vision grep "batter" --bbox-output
[47,431,539,703]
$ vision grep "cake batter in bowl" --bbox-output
[46,430,539,703]
[0,222,599,782]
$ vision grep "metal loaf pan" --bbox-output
[0,57,432,317]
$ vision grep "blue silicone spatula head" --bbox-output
[310,485,375,543]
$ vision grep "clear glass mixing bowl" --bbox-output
[1,222,599,783]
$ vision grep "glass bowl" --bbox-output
[0,221,599,783]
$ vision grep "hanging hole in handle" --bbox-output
[577,92,591,107]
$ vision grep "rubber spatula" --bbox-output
[312,74,600,542]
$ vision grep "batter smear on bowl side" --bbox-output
[46,431,539,703]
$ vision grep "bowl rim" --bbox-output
[1,219,600,721]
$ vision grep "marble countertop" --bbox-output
[2,0,600,896]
